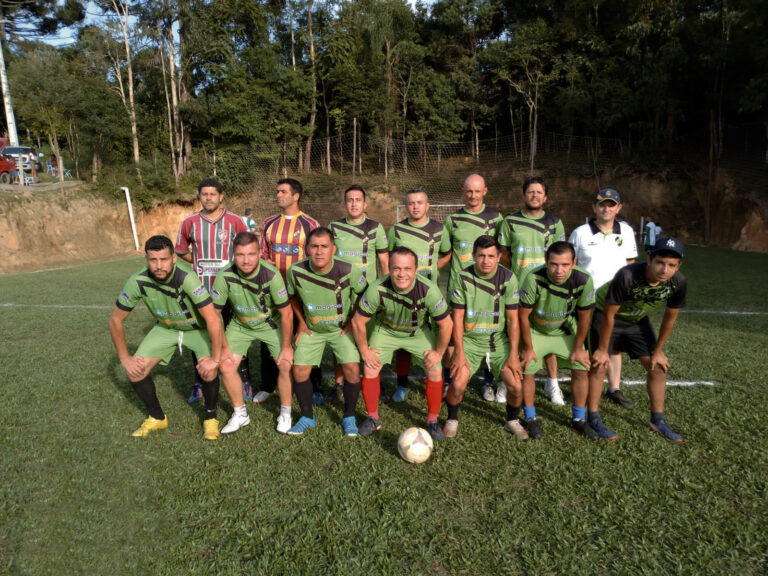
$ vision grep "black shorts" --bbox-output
[589,309,656,359]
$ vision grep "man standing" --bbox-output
[286,228,366,436]
[386,186,451,402]
[499,176,567,406]
[444,236,527,440]
[518,242,598,440]
[328,185,389,400]
[588,237,688,443]
[442,174,505,403]
[175,178,248,403]
[351,247,453,442]
[109,235,226,440]
[259,178,320,404]
[212,232,295,435]
[643,217,662,253]
[569,188,637,410]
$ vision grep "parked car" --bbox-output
[2,146,43,173]
[0,155,17,183]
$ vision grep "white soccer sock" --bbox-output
[234,405,247,416]
[280,405,291,416]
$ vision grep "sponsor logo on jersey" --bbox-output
[119,290,130,303]
[192,285,208,298]
[307,303,342,312]
[451,289,462,300]
[197,259,226,277]
[210,288,220,299]
[277,287,288,299]
[434,297,445,312]
[272,243,300,255]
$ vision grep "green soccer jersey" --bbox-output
[596,262,687,322]
[115,261,211,331]
[443,205,505,282]
[518,265,595,335]
[211,260,290,330]
[329,217,388,282]
[498,210,565,278]
[449,263,519,344]
[286,256,367,334]
[387,218,449,281]
[357,274,450,334]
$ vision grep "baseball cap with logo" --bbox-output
[650,237,684,259]
[594,188,621,204]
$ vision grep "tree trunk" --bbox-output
[303,0,316,173]
[159,32,179,184]
[323,85,330,175]
[352,117,357,183]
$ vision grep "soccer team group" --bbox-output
[109,174,688,445]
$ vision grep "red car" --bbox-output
[0,154,16,183]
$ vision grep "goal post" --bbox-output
[395,204,465,223]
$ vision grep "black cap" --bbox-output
[650,237,684,258]
[594,188,621,204]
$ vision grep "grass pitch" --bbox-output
[1,246,767,575]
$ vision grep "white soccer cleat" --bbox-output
[482,384,495,402]
[253,390,271,404]
[545,380,565,406]
[221,412,250,435]
[495,384,507,403]
[276,413,291,434]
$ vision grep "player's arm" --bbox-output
[351,309,380,371]
[197,302,227,380]
[450,307,468,379]
[424,315,453,371]
[178,252,193,264]
[504,308,522,381]
[592,303,620,367]
[276,303,294,369]
[437,250,451,270]
[377,251,389,275]
[290,296,311,344]
[259,223,272,263]
[109,306,146,381]
[518,307,536,372]
[570,308,592,368]
[650,307,681,373]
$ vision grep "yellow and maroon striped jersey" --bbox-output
[259,211,319,278]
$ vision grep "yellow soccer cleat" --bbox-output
[131,415,168,437]
[202,418,220,441]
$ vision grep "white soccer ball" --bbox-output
[397,427,434,464]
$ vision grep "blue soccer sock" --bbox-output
[572,406,587,421]
[523,406,537,420]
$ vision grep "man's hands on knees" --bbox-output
[121,356,147,381]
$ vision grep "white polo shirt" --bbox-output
[569,219,637,288]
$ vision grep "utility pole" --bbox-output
[0,19,19,145]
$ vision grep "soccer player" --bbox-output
[212,232,295,435]
[569,188,637,410]
[175,178,248,403]
[588,237,688,443]
[242,208,257,231]
[386,186,451,402]
[109,235,226,440]
[259,178,320,404]
[444,236,527,440]
[499,176,567,406]
[328,185,389,401]
[518,241,598,440]
[351,247,453,442]
[442,173,505,403]
[286,227,367,436]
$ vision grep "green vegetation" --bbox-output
[1,246,767,574]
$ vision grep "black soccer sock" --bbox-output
[294,379,314,419]
[397,374,409,389]
[190,352,202,384]
[343,381,361,418]
[201,377,219,420]
[310,366,322,394]
[506,403,521,422]
[260,342,278,393]
[447,401,460,421]
[238,355,250,383]
[131,376,164,420]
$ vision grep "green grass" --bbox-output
[1,247,767,575]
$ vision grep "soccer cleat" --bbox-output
[649,418,684,443]
[202,418,220,441]
[570,418,599,440]
[241,381,254,403]
[131,415,168,437]
[326,383,344,403]
[443,419,459,438]
[221,411,250,435]
[426,421,444,442]
[312,392,325,406]
[588,415,618,440]
[253,390,271,404]
[358,417,381,437]
[341,416,358,437]
[523,417,543,439]
[287,416,316,436]
[482,384,495,402]
[504,419,529,440]
[545,380,565,406]
[606,388,635,410]
[495,384,507,404]
[392,386,408,403]
[276,413,292,434]
[187,383,203,404]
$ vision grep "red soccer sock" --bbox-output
[361,376,380,420]
[395,349,411,377]
[425,378,443,423]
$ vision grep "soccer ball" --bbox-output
[397,427,434,464]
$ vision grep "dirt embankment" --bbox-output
[0,174,766,274]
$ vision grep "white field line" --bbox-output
[0,303,112,309]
